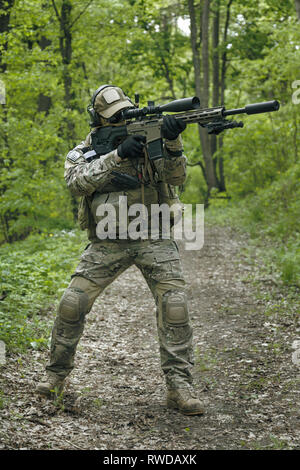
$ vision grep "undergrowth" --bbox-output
[0,229,87,352]
[205,164,300,288]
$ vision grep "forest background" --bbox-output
[0,0,299,352]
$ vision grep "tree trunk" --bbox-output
[295,0,300,20]
[188,0,217,198]
[201,0,217,195]
[211,0,227,192]
[52,0,75,144]
[160,12,176,99]
[212,1,220,108]
[0,0,14,107]
[211,0,219,166]
[187,0,202,100]
[52,0,94,222]
[217,0,234,192]
[0,0,14,243]
[0,1,14,69]
[37,36,52,114]
[221,0,233,105]
[201,0,210,108]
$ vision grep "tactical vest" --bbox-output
[78,156,182,242]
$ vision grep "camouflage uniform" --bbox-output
[46,134,194,391]
[39,87,203,414]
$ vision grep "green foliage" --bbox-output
[202,1,299,289]
[0,229,86,351]
[207,161,300,286]
[0,0,196,242]
[1,0,298,240]
[0,0,298,345]
[180,124,208,204]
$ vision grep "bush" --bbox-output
[206,163,300,286]
[0,229,87,352]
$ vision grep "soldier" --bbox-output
[36,85,204,416]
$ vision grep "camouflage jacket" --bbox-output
[64,131,187,241]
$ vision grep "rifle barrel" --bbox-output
[223,100,280,116]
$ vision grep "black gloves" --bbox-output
[162,115,186,140]
[116,117,186,160]
[117,135,146,160]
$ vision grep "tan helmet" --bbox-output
[92,85,134,119]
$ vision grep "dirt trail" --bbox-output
[0,226,299,450]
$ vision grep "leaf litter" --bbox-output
[0,226,299,450]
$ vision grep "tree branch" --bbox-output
[51,0,60,21]
[70,0,94,29]
[187,160,207,180]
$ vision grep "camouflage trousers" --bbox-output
[46,238,194,389]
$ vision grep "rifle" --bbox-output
[89,96,280,162]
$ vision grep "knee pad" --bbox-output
[162,290,189,326]
[58,287,89,323]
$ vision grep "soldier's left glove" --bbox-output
[162,115,186,141]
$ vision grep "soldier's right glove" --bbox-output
[117,135,146,160]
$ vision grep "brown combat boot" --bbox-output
[167,387,204,416]
[36,373,65,397]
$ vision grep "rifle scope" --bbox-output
[123,96,200,119]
